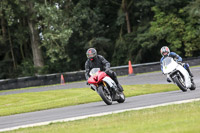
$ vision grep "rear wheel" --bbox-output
[98,86,112,105]
[174,76,187,92]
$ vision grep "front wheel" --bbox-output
[174,76,187,92]
[98,86,112,105]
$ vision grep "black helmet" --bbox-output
[86,48,97,60]
[160,46,170,57]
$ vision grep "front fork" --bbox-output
[169,72,183,84]
[91,82,110,94]
[167,73,177,83]
[102,81,111,95]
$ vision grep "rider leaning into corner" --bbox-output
[160,46,194,83]
[85,48,123,92]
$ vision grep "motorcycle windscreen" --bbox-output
[162,57,178,74]
[88,68,100,84]
[89,68,100,76]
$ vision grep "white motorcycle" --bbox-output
[162,57,196,92]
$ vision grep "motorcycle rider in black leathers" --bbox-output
[85,48,123,92]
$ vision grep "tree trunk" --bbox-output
[125,11,131,33]
[8,28,17,69]
[27,1,44,68]
[122,0,131,33]
[0,12,7,41]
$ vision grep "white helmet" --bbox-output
[160,46,170,57]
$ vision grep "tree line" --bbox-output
[0,0,199,79]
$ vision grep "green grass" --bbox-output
[5,100,200,133]
[0,84,179,116]
[192,65,200,68]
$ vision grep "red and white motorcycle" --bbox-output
[88,68,125,105]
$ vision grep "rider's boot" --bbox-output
[117,83,124,92]
[187,67,194,85]
[187,68,194,77]
[186,66,194,84]
[190,77,194,85]
[184,63,194,77]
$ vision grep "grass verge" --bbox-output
[0,84,179,116]
[5,100,200,133]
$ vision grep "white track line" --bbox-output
[1,98,200,132]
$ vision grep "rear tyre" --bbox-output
[98,86,112,105]
[117,92,125,103]
[174,76,187,92]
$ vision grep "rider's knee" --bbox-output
[113,71,117,77]
[184,63,189,70]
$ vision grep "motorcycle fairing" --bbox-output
[97,71,107,83]
[102,76,117,89]
[163,57,191,88]
[88,71,107,84]
[163,58,178,74]
[176,65,191,88]
[88,76,98,84]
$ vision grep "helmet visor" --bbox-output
[87,53,95,58]
[163,52,169,56]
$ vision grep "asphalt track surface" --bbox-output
[0,67,199,131]
[1,67,200,96]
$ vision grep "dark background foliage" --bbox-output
[0,0,199,79]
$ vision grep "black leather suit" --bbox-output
[85,55,119,85]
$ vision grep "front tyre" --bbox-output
[174,76,187,92]
[98,86,112,105]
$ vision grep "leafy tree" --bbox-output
[27,0,44,70]
[182,0,200,56]
[35,1,73,63]
[145,6,185,55]
[113,0,155,65]
[0,0,200,79]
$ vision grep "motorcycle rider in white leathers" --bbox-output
[160,46,194,83]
